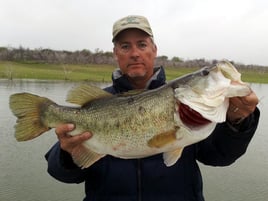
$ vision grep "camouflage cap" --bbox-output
[112,15,153,42]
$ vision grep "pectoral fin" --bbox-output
[163,148,184,167]
[147,128,179,148]
[71,145,105,169]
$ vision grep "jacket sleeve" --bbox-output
[196,107,260,166]
[45,142,87,183]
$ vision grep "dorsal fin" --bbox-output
[66,84,112,106]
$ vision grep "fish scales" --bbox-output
[43,86,177,157]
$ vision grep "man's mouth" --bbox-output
[127,63,143,68]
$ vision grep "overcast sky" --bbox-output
[1,0,268,65]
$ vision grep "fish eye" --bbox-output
[202,68,210,76]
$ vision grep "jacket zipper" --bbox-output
[137,159,142,201]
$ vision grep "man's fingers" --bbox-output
[54,123,93,154]
[68,132,92,144]
[55,124,75,138]
[227,91,258,122]
[240,92,259,106]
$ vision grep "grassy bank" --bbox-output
[0,61,115,82]
[0,61,268,83]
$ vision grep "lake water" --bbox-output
[0,80,267,201]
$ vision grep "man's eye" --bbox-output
[138,42,147,49]
[121,44,130,50]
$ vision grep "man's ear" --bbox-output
[113,47,118,61]
[154,44,158,56]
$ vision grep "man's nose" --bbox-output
[129,45,140,58]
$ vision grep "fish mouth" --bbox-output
[178,102,211,127]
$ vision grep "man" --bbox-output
[45,15,260,201]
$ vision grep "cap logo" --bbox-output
[122,16,140,26]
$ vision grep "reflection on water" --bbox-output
[0,80,267,201]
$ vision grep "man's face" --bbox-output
[113,29,157,83]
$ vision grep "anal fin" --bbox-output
[71,145,105,169]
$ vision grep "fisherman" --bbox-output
[45,15,260,201]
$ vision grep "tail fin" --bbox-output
[9,93,53,141]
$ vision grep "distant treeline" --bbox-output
[0,46,267,71]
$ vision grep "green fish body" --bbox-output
[9,61,251,168]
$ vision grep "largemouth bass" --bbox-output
[9,61,251,168]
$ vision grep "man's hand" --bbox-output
[55,124,92,155]
[227,90,259,123]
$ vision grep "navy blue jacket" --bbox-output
[45,67,260,201]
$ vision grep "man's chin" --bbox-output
[127,72,147,79]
